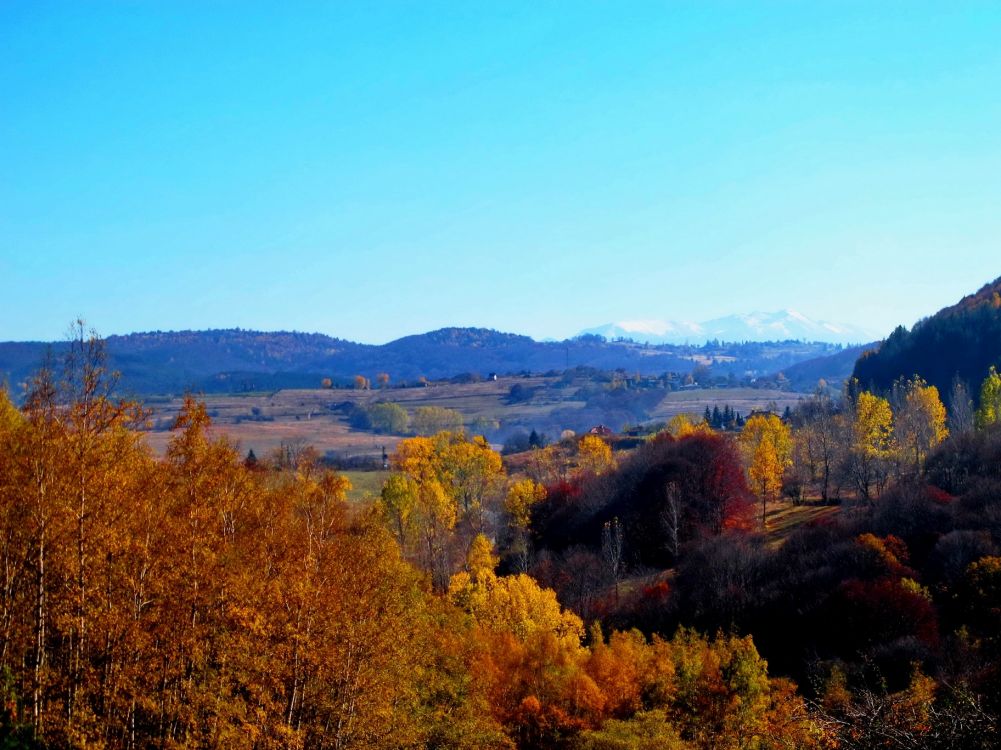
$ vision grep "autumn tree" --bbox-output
[391,436,458,590]
[504,478,547,572]
[739,413,792,527]
[412,405,464,436]
[368,401,409,434]
[442,433,505,526]
[975,365,1001,429]
[665,413,712,438]
[388,431,503,589]
[845,390,895,501]
[894,377,948,474]
[578,434,615,475]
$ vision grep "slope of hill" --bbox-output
[0,327,844,397]
[777,343,877,392]
[852,276,1001,398]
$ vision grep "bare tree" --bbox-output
[948,375,975,436]
[601,517,624,602]
[660,481,681,559]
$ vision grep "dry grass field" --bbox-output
[763,501,841,547]
[138,377,807,460]
[341,470,392,503]
[139,377,561,459]
[646,387,806,421]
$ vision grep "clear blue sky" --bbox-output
[2,2,999,343]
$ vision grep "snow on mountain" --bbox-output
[579,310,877,345]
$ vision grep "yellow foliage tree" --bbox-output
[578,434,615,475]
[504,478,546,573]
[448,566,584,651]
[390,431,504,589]
[505,478,547,531]
[739,414,792,528]
[976,365,1001,429]
[666,413,712,438]
[849,391,895,500]
[895,377,948,474]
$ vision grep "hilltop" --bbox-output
[0,327,847,397]
[581,310,876,345]
[852,276,1001,398]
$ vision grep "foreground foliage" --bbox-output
[2,330,1000,748]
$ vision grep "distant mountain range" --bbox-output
[580,310,877,345]
[0,327,849,398]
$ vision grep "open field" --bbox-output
[138,377,807,458]
[142,414,401,462]
[763,501,841,547]
[342,470,392,503]
[139,376,563,458]
[647,388,806,421]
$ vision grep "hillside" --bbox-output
[852,276,1001,398]
[0,327,845,397]
[777,342,876,392]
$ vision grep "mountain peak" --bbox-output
[581,311,877,345]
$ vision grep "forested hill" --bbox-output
[0,327,846,397]
[852,276,1001,398]
[772,342,875,392]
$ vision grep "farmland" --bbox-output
[139,375,805,459]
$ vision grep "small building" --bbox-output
[589,424,613,437]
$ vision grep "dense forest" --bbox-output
[3,326,1001,749]
[853,276,1001,400]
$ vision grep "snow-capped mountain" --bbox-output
[579,310,877,345]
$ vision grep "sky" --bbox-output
[2,2,1000,344]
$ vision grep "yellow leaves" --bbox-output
[466,533,499,580]
[316,470,351,504]
[740,414,792,503]
[900,577,932,602]
[380,473,417,544]
[578,434,615,475]
[449,567,585,651]
[391,435,457,532]
[895,378,948,470]
[666,413,712,438]
[976,365,1001,429]
[505,478,546,530]
[412,405,464,435]
[965,555,1001,602]
[0,388,22,436]
[854,391,894,458]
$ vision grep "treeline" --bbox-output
[519,374,969,616]
[345,401,465,436]
[853,275,1001,398]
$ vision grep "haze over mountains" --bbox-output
[0,326,852,398]
[580,310,877,345]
